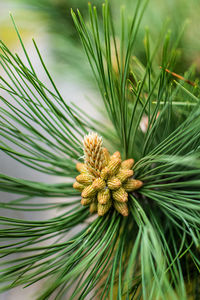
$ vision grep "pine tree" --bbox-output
[0,1,200,299]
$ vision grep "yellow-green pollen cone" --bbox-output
[73,132,143,216]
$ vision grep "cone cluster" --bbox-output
[73,133,143,216]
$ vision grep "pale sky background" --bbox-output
[0,2,99,299]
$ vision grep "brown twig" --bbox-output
[160,66,196,87]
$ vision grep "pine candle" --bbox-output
[73,133,143,216]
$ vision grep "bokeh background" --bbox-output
[1,0,200,299]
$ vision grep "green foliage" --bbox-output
[0,1,200,299]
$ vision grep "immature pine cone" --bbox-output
[73,132,143,216]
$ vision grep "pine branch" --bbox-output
[0,1,200,299]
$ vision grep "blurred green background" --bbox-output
[1,0,200,80]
